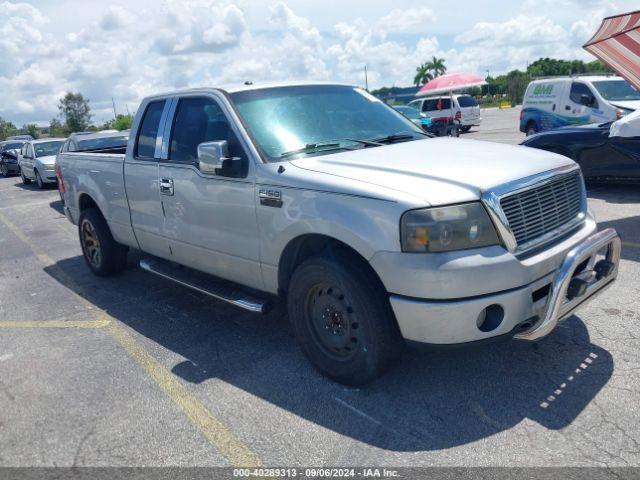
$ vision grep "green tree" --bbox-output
[23,124,40,139]
[113,114,134,131]
[414,56,447,86]
[103,114,134,131]
[425,56,447,77]
[58,92,91,134]
[0,117,18,141]
[414,64,433,87]
[49,118,66,137]
[527,57,612,77]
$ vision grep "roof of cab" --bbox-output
[69,130,129,141]
[145,81,355,100]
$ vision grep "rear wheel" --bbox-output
[525,122,538,136]
[20,168,31,185]
[78,208,128,276]
[460,125,471,133]
[287,252,404,385]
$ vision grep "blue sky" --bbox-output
[1,0,637,125]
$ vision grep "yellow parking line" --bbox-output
[107,321,261,467]
[0,210,262,467]
[622,241,640,250]
[0,318,111,329]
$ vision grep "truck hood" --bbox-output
[290,137,574,206]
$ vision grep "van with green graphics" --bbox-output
[520,76,640,136]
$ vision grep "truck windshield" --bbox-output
[34,141,64,157]
[229,85,425,161]
[593,80,640,101]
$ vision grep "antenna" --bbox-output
[364,65,369,91]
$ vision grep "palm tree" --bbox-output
[426,56,447,78]
[414,57,447,86]
[414,63,433,87]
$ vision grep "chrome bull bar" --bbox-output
[515,228,621,341]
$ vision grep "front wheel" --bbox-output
[20,168,31,185]
[460,125,471,133]
[0,163,8,177]
[78,208,128,276]
[35,170,45,189]
[287,252,404,385]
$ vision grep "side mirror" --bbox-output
[198,140,228,174]
[579,94,593,107]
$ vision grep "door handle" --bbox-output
[159,178,174,196]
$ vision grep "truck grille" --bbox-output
[500,172,583,248]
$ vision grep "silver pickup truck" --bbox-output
[57,82,621,385]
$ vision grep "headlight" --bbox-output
[400,203,499,253]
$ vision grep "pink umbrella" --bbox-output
[417,72,487,97]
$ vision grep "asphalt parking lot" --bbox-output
[1,109,639,470]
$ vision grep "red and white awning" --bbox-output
[584,10,640,90]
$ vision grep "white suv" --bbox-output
[408,94,482,132]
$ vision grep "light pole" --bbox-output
[486,70,491,99]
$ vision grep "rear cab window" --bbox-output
[135,100,166,159]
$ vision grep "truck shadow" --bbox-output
[44,253,613,452]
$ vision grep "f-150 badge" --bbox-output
[259,188,283,208]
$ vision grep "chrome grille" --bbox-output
[500,172,583,248]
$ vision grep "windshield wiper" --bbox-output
[280,142,350,158]
[367,132,425,144]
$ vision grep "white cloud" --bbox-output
[99,5,134,30]
[153,0,247,55]
[456,15,568,47]
[378,7,436,33]
[0,0,638,126]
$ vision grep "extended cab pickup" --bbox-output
[57,82,621,384]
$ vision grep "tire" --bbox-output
[287,251,404,385]
[78,208,128,276]
[460,126,471,133]
[35,170,45,189]
[0,163,8,177]
[525,122,538,136]
[20,168,31,185]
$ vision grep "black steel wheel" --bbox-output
[287,251,403,385]
[304,282,363,361]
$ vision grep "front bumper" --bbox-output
[461,116,482,127]
[41,169,57,182]
[389,228,620,345]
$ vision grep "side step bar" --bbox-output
[139,258,269,314]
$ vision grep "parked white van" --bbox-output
[407,94,481,132]
[520,75,640,135]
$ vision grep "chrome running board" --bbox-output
[139,258,268,313]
